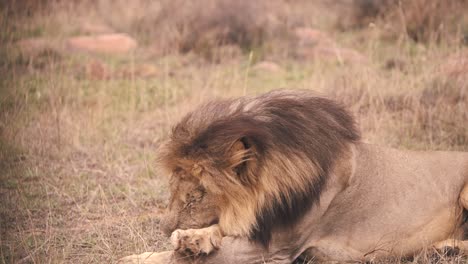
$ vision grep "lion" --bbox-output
[121,89,468,263]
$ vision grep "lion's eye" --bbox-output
[191,192,203,201]
[190,186,206,201]
[173,167,188,179]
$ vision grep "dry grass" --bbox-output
[0,1,467,263]
[339,0,468,43]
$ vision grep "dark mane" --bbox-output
[252,93,360,246]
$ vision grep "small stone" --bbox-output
[385,58,406,71]
[66,33,137,55]
[253,61,282,73]
[17,37,61,57]
[85,59,111,80]
[119,63,159,79]
[293,27,334,47]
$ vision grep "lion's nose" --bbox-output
[160,213,178,237]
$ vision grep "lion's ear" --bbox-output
[228,137,257,185]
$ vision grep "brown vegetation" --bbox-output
[340,0,468,42]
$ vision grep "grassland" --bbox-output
[0,1,467,263]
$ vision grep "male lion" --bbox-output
[121,90,468,263]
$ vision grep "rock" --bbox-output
[17,37,62,57]
[66,33,137,55]
[293,27,334,47]
[252,61,282,73]
[118,63,159,79]
[134,64,159,78]
[84,61,159,80]
[17,38,49,53]
[385,58,406,71]
[85,59,111,80]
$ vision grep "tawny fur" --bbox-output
[121,90,468,264]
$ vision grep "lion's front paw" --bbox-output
[170,225,222,256]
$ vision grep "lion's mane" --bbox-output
[159,90,360,246]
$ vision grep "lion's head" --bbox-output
[158,90,360,246]
[160,175,220,236]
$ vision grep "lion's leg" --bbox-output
[425,186,468,258]
[202,236,294,264]
[433,239,468,255]
[119,251,174,264]
[459,185,468,211]
[120,236,294,264]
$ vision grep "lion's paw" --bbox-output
[170,225,222,256]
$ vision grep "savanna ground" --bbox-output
[1,0,468,263]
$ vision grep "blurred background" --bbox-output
[1,0,467,263]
